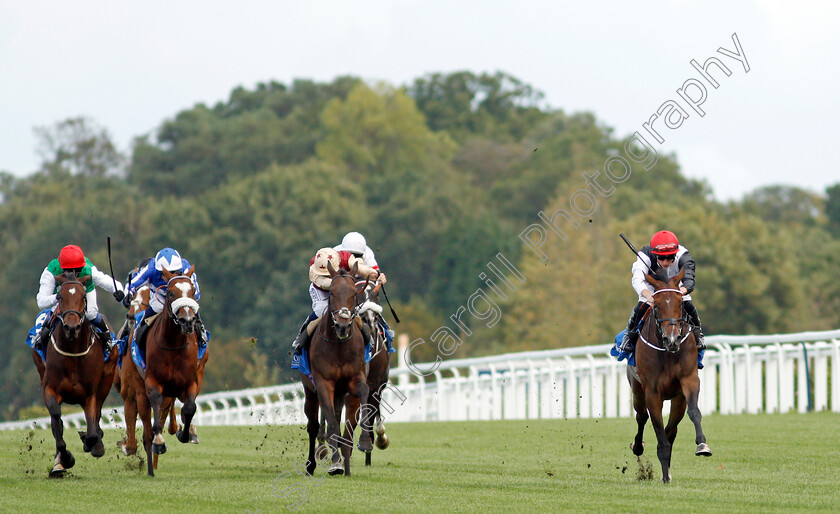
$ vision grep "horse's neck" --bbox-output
[151,309,188,347]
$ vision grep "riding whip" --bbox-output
[379,283,400,323]
[619,233,651,273]
[106,236,121,297]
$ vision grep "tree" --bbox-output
[825,183,840,238]
[34,117,124,177]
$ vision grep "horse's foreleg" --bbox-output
[177,385,198,444]
[630,376,648,456]
[303,387,320,475]
[146,381,166,456]
[645,390,672,483]
[342,395,361,476]
[665,395,687,448]
[315,381,343,475]
[44,389,74,477]
[683,376,712,456]
[82,394,105,458]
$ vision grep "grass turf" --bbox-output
[1,412,838,512]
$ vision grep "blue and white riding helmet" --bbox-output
[154,247,183,272]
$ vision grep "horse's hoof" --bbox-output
[91,439,105,458]
[62,452,76,470]
[630,441,645,456]
[328,463,344,476]
[49,465,66,478]
[176,429,190,444]
[358,437,373,453]
[189,433,199,444]
[695,443,712,456]
[375,434,390,450]
[152,443,167,455]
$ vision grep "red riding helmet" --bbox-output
[58,245,86,269]
[650,230,679,255]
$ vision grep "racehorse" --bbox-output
[628,268,712,483]
[316,279,392,466]
[300,261,373,477]
[114,285,195,467]
[33,272,118,477]
[136,266,208,476]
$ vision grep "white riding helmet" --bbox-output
[154,247,183,272]
[338,232,366,256]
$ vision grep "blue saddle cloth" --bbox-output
[26,309,114,363]
[609,328,705,369]
[130,330,209,373]
[291,338,375,386]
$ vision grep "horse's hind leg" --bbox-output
[137,386,155,476]
[629,373,648,456]
[316,409,328,460]
[122,393,138,456]
[315,380,342,475]
[147,381,167,456]
[342,395,361,476]
[665,395,687,448]
[683,376,712,456]
[44,389,74,477]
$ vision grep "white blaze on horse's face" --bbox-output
[170,280,199,317]
[68,287,77,296]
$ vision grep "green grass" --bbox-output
[1,413,839,512]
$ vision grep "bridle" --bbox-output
[52,279,96,357]
[156,275,199,350]
[322,274,360,343]
[639,288,692,353]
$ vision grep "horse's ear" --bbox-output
[161,268,174,282]
[351,261,359,276]
[645,273,666,289]
[670,268,685,288]
[185,265,195,277]
[80,275,91,285]
[55,274,66,285]
[327,260,337,278]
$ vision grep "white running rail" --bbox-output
[3,329,839,430]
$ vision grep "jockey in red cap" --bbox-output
[618,231,706,358]
[32,245,124,352]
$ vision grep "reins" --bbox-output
[639,288,692,351]
[51,279,98,357]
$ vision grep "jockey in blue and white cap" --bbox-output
[124,247,207,346]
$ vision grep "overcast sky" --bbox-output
[1,0,838,201]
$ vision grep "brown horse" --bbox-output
[301,261,373,477]
[316,280,392,467]
[136,266,208,476]
[114,286,193,467]
[33,272,118,477]
[628,268,712,483]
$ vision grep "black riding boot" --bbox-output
[684,300,706,351]
[361,322,373,346]
[195,313,208,348]
[135,321,150,350]
[91,314,114,349]
[620,302,648,353]
[34,318,53,352]
[291,318,311,355]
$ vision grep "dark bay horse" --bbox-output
[317,279,393,466]
[33,272,118,477]
[300,261,373,477]
[355,280,392,465]
[136,266,208,476]
[628,268,712,483]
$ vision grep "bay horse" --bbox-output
[628,268,712,483]
[136,266,208,476]
[316,279,392,467]
[33,271,118,477]
[300,261,373,477]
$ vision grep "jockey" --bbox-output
[291,247,380,355]
[33,244,123,351]
[619,230,706,355]
[124,247,207,348]
[335,232,387,285]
